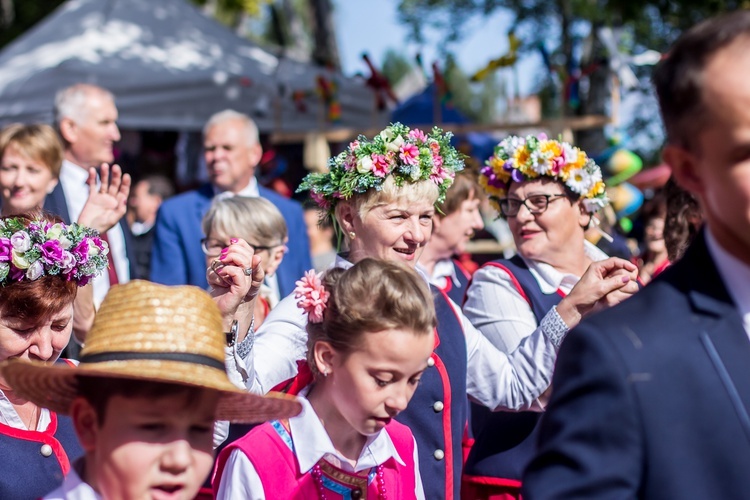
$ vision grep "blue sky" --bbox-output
[333,1,540,95]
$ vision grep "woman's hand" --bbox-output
[77,163,131,233]
[556,257,639,329]
[207,238,264,338]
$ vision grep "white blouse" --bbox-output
[463,241,609,352]
[227,255,564,412]
[42,461,101,500]
[0,389,51,431]
[215,388,424,500]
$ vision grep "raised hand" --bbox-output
[556,257,639,328]
[77,163,131,233]
[207,238,264,337]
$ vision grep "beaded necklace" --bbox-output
[311,462,388,500]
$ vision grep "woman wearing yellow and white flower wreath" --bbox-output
[461,134,640,499]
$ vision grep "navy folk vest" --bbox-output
[0,411,83,499]
[463,256,562,485]
[396,285,467,500]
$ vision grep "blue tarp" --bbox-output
[391,84,496,162]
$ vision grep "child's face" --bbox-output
[324,328,434,436]
[75,389,219,500]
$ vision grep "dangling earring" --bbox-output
[348,231,356,240]
[322,370,329,377]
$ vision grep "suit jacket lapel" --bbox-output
[680,232,750,441]
[43,183,71,224]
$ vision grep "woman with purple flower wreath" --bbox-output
[461,135,640,499]
[0,210,110,499]
[0,123,131,345]
[219,124,638,499]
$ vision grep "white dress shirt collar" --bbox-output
[212,177,259,200]
[521,240,609,294]
[705,229,750,338]
[130,221,154,236]
[290,387,405,474]
[421,258,460,290]
[43,460,101,500]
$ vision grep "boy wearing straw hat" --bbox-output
[0,280,301,500]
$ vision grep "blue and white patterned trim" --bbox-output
[540,305,569,348]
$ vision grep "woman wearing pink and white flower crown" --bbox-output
[215,259,432,499]
[0,211,110,499]
[221,124,637,500]
[461,135,639,499]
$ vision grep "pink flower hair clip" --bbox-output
[294,270,330,323]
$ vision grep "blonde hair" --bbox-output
[334,177,439,239]
[202,196,287,247]
[306,258,436,379]
[0,123,64,178]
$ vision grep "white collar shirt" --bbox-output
[212,177,260,200]
[130,221,153,236]
[706,230,750,339]
[424,258,461,290]
[524,240,609,295]
[59,160,130,308]
[229,251,559,414]
[43,460,101,500]
[290,387,406,474]
[463,240,608,353]
[214,388,423,500]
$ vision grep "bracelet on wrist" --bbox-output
[236,316,255,360]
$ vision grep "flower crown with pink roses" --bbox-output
[0,218,109,286]
[298,123,465,218]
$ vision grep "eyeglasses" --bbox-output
[200,238,277,257]
[498,194,568,217]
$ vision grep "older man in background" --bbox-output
[150,110,310,297]
[45,83,136,308]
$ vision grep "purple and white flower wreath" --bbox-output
[0,218,109,286]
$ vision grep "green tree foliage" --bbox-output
[381,50,414,89]
[396,0,750,153]
[0,0,65,49]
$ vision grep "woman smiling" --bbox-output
[462,135,639,499]
[221,124,637,499]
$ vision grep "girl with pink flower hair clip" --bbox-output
[215,259,434,500]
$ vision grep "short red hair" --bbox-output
[0,211,78,323]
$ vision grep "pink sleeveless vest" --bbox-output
[214,418,418,499]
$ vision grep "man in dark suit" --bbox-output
[45,83,137,309]
[150,110,311,297]
[524,11,750,498]
[127,175,174,281]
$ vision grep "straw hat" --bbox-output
[0,280,300,423]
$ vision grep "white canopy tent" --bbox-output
[0,0,385,133]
